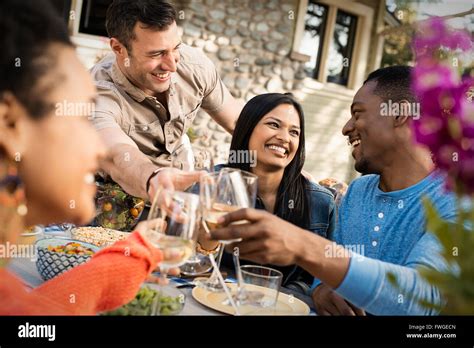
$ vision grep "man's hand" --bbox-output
[147,168,205,200]
[198,222,220,251]
[210,208,304,265]
[212,208,351,290]
[312,283,366,316]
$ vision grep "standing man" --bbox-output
[91,0,242,199]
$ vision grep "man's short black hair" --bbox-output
[0,0,72,119]
[106,0,177,51]
[364,66,417,103]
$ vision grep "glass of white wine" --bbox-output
[143,188,201,287]
[197,168,258,292]
[171,142,215,276]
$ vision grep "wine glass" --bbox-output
[196,168,258,292]
[143,188,200,290]
[171,142,215,276]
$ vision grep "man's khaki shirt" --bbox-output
[90,44,230,167]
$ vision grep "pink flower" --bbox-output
[414,17,473,56]
[414,18,448,52]
[412,61,458,93]
[441,30,473,51]
[411,18,474,194]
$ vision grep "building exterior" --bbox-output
[67,0,399,183]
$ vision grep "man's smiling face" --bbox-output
[342,80,397,175]
[118,21,182,96]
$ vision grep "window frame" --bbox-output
[68,0,111,50]
[292,0,374,90]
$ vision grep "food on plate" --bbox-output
[18,225,43,245]
[103,286,184,316]
[71,226,129,247]
[47,242,95,256]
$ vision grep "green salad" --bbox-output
[103,286,184,316]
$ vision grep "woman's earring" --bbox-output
[0,156,27,216]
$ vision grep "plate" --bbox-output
[192,283,310,315]
[71,226,130,247]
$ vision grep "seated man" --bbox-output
[210,66,456,315]
[90,0,242,199]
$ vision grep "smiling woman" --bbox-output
[212,93,336,294]
[0,0,200,316]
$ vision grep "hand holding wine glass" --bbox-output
[142,188,201,285]
[171,142,216,276]
[197,168,258,292]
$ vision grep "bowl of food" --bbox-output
[35,238,99,281]
[94,182,145,231]
[71,226,130,247]
[102,285,185,316]
[18,225,43,245]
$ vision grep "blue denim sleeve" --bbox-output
[311,278,322,291]
[327,198,336,236]
[311,188,345,292]
[334,232,445,315]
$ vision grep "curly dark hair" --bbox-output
[0,0,72,119]
[106,0,177,52]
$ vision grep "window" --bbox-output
[301,2,328,79]
[292,0,373,89]
[326,10,357,85]
[78,0,112,37]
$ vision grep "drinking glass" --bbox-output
[196,169,258,292]
[239,265,283,308]
[171,143,214,275]
[143,189,200,286]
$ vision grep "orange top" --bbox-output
[0,231,162,315]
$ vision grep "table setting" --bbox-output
[10,144,314,316]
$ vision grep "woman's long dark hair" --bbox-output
[227,93,309,229]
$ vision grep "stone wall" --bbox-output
[174,0,308,163]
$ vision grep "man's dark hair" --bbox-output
[364,66,417,103]
[106,0,177,51]
[0,0,72,119]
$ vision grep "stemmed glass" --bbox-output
[142,188,201,289]
[171,142,214,275]
[196,168,258,292]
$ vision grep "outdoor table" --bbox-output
[7,256,220,315]
[7,253,315,316]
